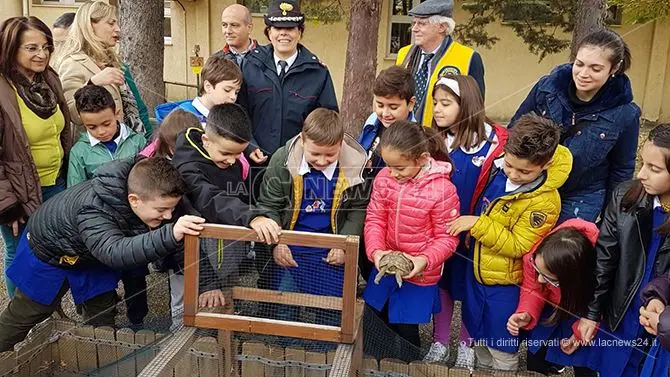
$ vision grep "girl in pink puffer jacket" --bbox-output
[363,120,460,348]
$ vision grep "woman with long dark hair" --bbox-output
[0,16,72,298]
[511,28,640,224]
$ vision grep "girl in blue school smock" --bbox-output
[577,124,670,377]
[639,271,670,377]
[423,75,508,368]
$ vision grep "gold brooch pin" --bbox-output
[279,2,293,16]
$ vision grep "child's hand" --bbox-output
[372,250,392,270]
[446,216,479,236]
[507,312,531,336]
[577,318,598,343]
[273,244,298,268]
[560,335,581,355]
[250,216,281,244]
[249,148,268,164]
[198,289,225,308]
[173,215,206,241]
[402,254,428,279]
[325,248,345,265]
[646,298,666,314]
[639,306,660,335]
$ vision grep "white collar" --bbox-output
[274,51,299,74]
[492,157,522,193]
[446,123,493,154]
[88,122,130,147]
[192,97,210,118]
[654,197,662,209]
[298,155,338,181]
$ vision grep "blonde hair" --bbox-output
[54,1,119,69]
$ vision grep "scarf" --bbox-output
[11,70,57,120]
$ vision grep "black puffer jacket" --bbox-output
[588,180,670,331]
[27,157,181,270]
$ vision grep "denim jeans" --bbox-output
[1,177,65,298]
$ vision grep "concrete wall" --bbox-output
[4,0,669,122]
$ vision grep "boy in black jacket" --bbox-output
[171,103,280,295]
[0,157,205,352]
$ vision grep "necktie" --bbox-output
[414,52,435,112]
[278,60,288,81]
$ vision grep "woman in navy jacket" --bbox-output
[238,0,338,162]
[510,29,640,223]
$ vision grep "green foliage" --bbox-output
[609,0,670,23]
[455,0,575,61]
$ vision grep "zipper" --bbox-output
[394,184,407,248]
[614,212,646,330]
[572,113,576,126]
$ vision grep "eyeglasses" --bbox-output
[21,44,52,55]
[411,19,432,29]
[531,255,560,288]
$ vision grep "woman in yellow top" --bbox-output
[0,17,72,298]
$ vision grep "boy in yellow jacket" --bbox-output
[447,113,573,371]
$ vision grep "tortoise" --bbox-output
[374,252,414,287]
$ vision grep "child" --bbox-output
[171,103,280,304]
[66,84,148,327]
[67,84,147,187]
[359,66,416,179]
[447,113,572,371]
[639,270,670,377]
[507,218,599,377]
[0,157,206,351]
[578,124,670,377]
[357,66,416,281]
[140,109,201,159]
[363,120,460,350]
[257,108,368,307]
[424,75,508,367]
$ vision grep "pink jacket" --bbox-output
[140,139,250,180]
[365,158,460,286]
[516,218,599,332]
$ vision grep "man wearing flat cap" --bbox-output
[396,0,485,126]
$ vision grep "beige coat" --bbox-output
[56,53,124,128]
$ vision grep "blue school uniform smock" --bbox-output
[462,169,522,353]
[440,125,494,300]
[7,231,120,306]
[363,267,440,324]
[595,204,666,377]
[639,340,670,377]
[275,164,344,297]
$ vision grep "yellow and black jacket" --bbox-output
[470,145,572,285]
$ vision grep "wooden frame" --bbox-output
[183,224,361,344]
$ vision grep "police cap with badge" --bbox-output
[264,0,305,28]
[408,0,453,18]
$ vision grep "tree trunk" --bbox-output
[118,0,165,113]
[570,0,606,60]
[340,0,382,137]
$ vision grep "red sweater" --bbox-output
[515,218,599,331]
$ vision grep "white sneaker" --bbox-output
[455,344,476,371]
[423,342,449,363]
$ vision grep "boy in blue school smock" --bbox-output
[447,113,573,371]
[0,157,206,352]
[257,108,369,323]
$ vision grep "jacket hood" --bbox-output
[90,156,141,218]
[507,144,572,198]
[171,128,212,168]
[414,158,453,184]
[529,218,599,256]
[544,63,634,114]
[283,133,367,188]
